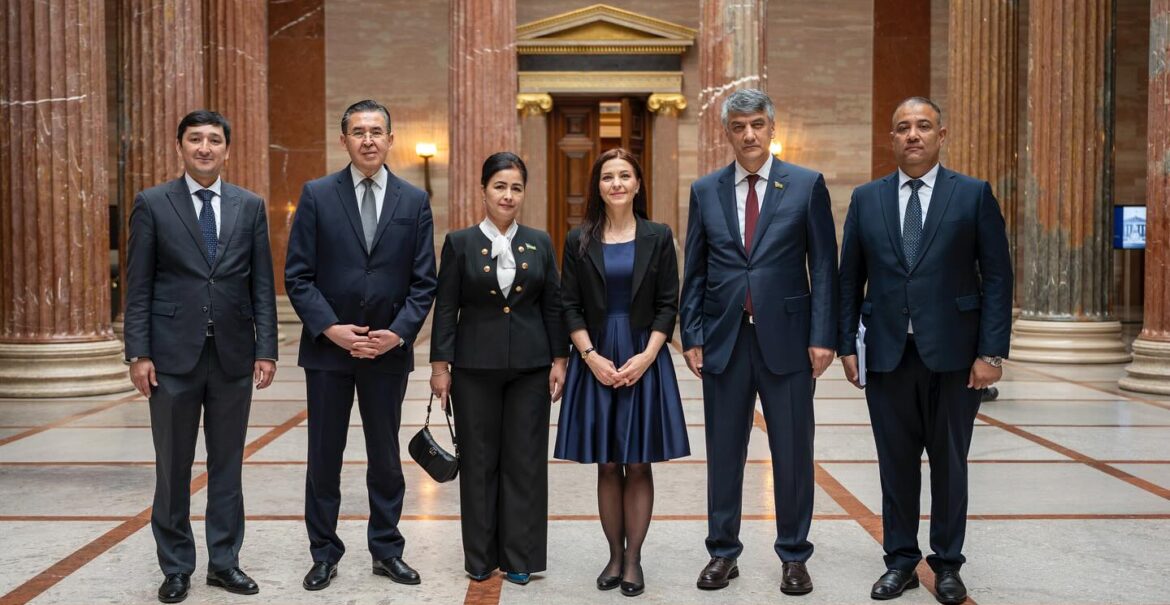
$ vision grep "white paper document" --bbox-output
[856,319,867,387]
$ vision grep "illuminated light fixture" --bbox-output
[415,142,437,158]
[769,141,783,157]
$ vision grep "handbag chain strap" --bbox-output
[426,394,459,454]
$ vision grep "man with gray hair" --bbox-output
[681,89,838,595]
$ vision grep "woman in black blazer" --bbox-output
[430,152,568,585]
[554,148,690,597]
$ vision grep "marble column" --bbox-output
[648,93,687,232]
[1011,0,1129,363]
[268,0,326,335]
[115,0,205,336]
[1121,2,1170,393]
[205,0,269,200]
[517,94,552,233]
[697,0,766,175]
[947,0,1020,302]
[0,0,129,397]
[448,0,517,230]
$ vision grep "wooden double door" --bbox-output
[547,96,651,259]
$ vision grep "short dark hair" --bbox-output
[893,96,944,126]
[480,152,528,187]
[341,99,392,134]
[177,110,231,145]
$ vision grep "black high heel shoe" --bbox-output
[620,562,644,597]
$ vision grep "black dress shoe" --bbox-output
[870,569,919,600]
[696,557,738,590]
[620,562,644,597]
[206,567,259,595]
[597,572,621,591]
[934,570,967,604]
[302,561,337,591]
[781,561,813,595]
[373,557,421,585]
[158,573,190,604]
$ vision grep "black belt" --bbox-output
[206,323,215,337]
[742,311,755,325]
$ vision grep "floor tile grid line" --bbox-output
[14,421,1170,430]
[463,572,502,605]
[1003,360,1170,412]
[0,393,139,447]
[754,409,967,605]
[0,408,309,605]
[976,412,1170,501]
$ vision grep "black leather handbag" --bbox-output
[409,394,459,482]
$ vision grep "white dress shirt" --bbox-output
[185,173,222,236]
[350,164,388,222]
[733,154,774,247]
[897,162,939,334]
[479,219,519,296]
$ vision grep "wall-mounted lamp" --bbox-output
[416,143,436,197]
[769,141,783,158]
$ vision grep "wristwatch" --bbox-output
[580,347,595,360]
[979,355,1004,368]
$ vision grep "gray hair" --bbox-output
[892,96,943,127]
[340,99,392,134]
[721,89,775,126]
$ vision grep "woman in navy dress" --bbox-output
[555,148,690,597]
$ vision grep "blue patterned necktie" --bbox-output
[902,179,924,265]
[196,189,218,264]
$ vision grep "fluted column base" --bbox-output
[1010,318,1131,363]
[1120,338,1170,394]
[276,294,301,341]
[0,340,131,398]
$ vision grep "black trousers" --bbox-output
[865,337,982,572]
[150,337,253,575]
[702,321,815,562]
[304,367,408,564]
[450,366,551,574]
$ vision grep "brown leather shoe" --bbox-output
[780,561,813,595]
[696,557,738,590]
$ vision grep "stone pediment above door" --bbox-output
[517,4,696,55]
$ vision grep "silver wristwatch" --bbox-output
[979,355,1004,368]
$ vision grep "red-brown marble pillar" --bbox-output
[871,0,931,179]
[649,93,687,232]
[697,0,766,176]
[205,0,269,200]
[946,0,1020,303]
[268,0,325,331]
[115,0,205,335]
[1121,1,1170,392]
[448,0,517,229]
[1011,0,1129,363]
[517,94,552,234]
[0,0,129,396]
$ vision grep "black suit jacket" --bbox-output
[285,165,437,374]
[561,218,679,341]
[124,177,278,376]
[837,166,1013,373]
[430,224,567,369]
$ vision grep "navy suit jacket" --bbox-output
[680,160,838,375]
[837,166,1013,373]
[285,165,437,374]
[124,178,278,376]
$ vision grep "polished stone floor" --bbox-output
[1,337,1169,605]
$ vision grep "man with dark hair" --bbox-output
[681,89,838,595]
[838,97,1012,604]
[124,109,278,603]
[286,99,437,590]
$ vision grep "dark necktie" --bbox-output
[903,179,925,266]
[196,189,217,263]
[744,174,760,314]
[360,178,377,250]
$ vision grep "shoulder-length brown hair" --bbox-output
[577,148,649,256]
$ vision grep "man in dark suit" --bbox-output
[124,110,278,603]
[837,97,1012,604]
[285,99,437,590]
[680,89,838,595]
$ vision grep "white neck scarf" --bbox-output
[479,219,519,296]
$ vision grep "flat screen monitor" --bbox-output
[1114,206,1146,250]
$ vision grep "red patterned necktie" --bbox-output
[744,174,760,315]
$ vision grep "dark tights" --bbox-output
[598,463,653,582]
